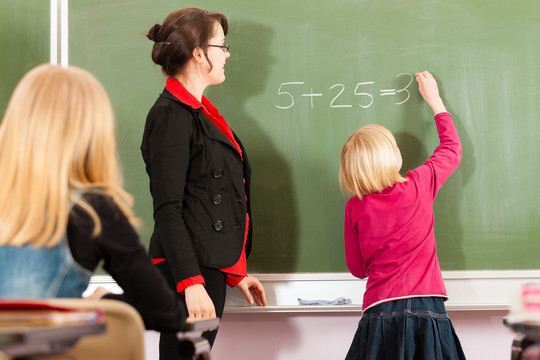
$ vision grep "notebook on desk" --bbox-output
[0,301,105,358]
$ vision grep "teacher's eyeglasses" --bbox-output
[208,44,230,53]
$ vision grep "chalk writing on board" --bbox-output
[275,73,414,110]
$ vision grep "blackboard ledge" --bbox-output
[86,270,540,313]
[224,303,509,314]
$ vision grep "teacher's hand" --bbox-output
[184,284,216,320]
[236,275,267,306]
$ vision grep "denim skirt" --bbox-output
[345,297,466,360]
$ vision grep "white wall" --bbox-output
[144,310,516,360]
[126,270,537,359]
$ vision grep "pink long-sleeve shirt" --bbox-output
[344,112,462,311]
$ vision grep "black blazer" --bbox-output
[141,89,252,284]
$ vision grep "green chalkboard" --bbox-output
[69,0,540,273]
[0,1,49,116]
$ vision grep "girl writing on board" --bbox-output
[339,71,466,359]
[142,7,267,356]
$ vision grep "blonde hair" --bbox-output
[0,64,137,247]
[340,124,407,198]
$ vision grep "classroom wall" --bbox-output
[86,273,525,359]
[87,277,520,359]
[143,311,515,360]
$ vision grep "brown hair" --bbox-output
[147,7,228,77]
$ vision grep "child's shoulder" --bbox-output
[346,180,414,209]
[346,195,364,207]
[405,166,430,185]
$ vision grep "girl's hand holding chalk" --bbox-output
[416,71,447,115]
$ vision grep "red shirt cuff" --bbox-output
[226,274,245,288]
[176,275,205,294]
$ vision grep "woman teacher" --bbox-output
[142,7,266,356]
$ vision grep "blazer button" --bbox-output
[213,221,223,232]
[213,169,224,179]
[212,194,223,205]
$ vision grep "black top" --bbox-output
[141,89,252,284]
[66,192,185,332]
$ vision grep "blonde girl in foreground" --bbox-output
[0,64,186,336]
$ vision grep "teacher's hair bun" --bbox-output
[146,24,162,42]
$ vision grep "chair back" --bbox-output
[0,299,145,360]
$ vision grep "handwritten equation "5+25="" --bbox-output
[275,73,414,110]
